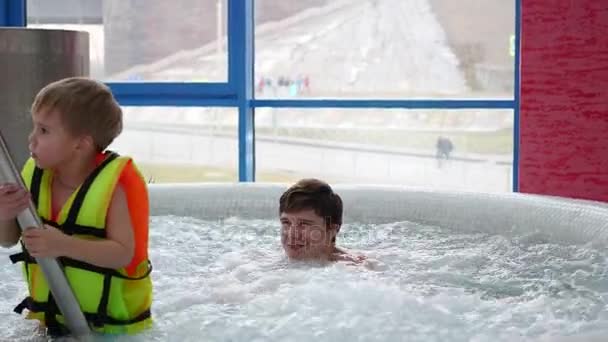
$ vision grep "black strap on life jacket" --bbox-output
[13,296,152,334]
[42,219,106,239]
[9,255,154,286]
[10,253,153,280]
[11,292,67,337]
[45,293,66,337]
[30,165,43,209]
[62,152,118,233]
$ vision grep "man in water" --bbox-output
[279,178,364,263]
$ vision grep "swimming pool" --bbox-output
[1,184,607,341]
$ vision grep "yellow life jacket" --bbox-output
[10,152,153,335]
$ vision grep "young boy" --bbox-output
[279,178,364,263]
[0,77,152,336]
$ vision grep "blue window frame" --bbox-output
[13,0,521,190]
[0,0,26,26]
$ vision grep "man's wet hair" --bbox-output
[279,178,343,230]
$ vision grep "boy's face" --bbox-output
[280,208,338,260]
[28,108,81,169]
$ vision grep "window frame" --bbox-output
[12,0,520,189]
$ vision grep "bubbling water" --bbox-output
[1,216,607,341]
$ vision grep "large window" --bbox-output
[22,0,519,190]
[255,108,513,192]
[254,0,515,99]
[27,0,228,81]
[110,107,238,183]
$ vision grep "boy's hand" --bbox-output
[22,225,69,258]
[0,183,30,221]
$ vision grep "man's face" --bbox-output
[280,208,337,260]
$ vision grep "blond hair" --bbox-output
[31,77,123,151]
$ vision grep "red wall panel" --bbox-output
[519,0,608,202]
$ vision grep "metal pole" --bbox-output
[217,0,223,58]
